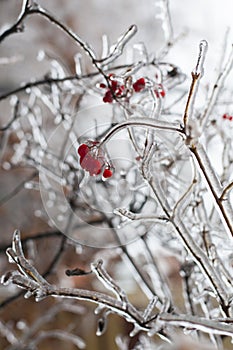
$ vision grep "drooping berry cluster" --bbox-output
[222,113,233,121]
[77,141,113,178]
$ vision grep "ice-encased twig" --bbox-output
[183,40,208,130]
[158,312,233,337]
[201,44,233,129]
[2,231,152,332]
[91,259,128,305]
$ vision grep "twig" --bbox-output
[183,40,208,131]
[0,0,30,43]
[98,117,184,148]
[158,312,233,337]
[219,181,233,201]
[1,231,150,331]
[200,44,233,129]
[190,143,233,238]
[0,98,20,131]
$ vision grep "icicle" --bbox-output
[96,314,108,336]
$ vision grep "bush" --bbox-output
[0,1,233,349]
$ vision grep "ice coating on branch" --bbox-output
[1,1,233,347]
[193,39,208,76]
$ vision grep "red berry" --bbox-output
[103,90,113,103]
[111,80,118,91]
[133,78,146,92]
[222,113,228,119]
[229,116,233,121]
[116,85,125,96]
[88,159,103,176]
[80,153,92,170]
[78,140,113,178]
[80,153,103,176]
[160,89,166,98]
[103,168,113,178]
[99,83,107,88]
[154,89,159,98]
[78,144,89,157]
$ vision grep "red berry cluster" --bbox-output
[77,142,113,178]
[100,74,166,103]
[222,113,233,121]
[100,74,125,103]
[100,75,147,104]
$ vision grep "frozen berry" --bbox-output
[103,168,113,178]
[160,89,166,98]
[111,80,118,91]
[89,159,103,176]
[78,144,89,158]
[103,90,113,103]
[99,83,107,88]
[133,78,146,92]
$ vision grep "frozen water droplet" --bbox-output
[24,182,33,189]
[46,200,54,208]
[75,245,83,254]
[37,50,45,61]
[10,95,18,105]
[2,162,11,170]
[34,210,42,217]
[129,323,141,337]
[57,214,64,222]
[17,320,27,330]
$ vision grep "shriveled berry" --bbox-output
[133,78,146,92]
[103,168,113,178]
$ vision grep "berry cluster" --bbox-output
[77,142,113,178]
[100,74,125,103]
[222,113,233,121]
[100,74,166,103]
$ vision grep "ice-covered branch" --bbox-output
[0,0,30,43]
[98,117,184,148]
[1,231,150,332]
[190,143,233,238]
[201,44,233,129]
[183,40,208,131]
[158,312,233,338]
